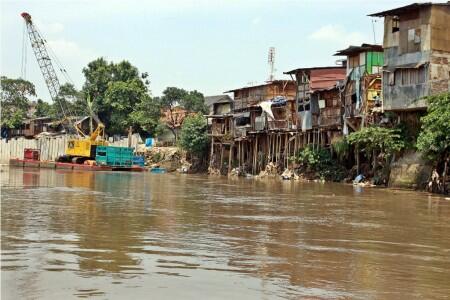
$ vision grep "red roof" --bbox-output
[309,68,346,91]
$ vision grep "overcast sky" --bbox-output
[1,0,429,101]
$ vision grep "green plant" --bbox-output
[293,146,346,181]
[0,76,34,128]
[417,93,450,163]
[347,126,405,159]
[346,126,406,181]
[178,114,209,156]
[152,152,162,162]
[417,93,450,194]
[331,136,349,161]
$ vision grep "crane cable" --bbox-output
[21,22,27,79]
[34,26,77,120]
[36,26,76,86]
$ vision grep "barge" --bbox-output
[9,158,146,172]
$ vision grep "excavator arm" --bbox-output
[89,122,105,142]
[73,115,105,141]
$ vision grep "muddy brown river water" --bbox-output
[1,167,450,299]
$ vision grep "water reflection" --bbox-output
[1,166,450,299]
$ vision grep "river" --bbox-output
[1,167,450,299]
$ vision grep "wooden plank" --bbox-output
[40,161,56,169]
[24,160,40,168]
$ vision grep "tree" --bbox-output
[81,58,152,135]
[417,93,450,193]
[159,87,188,140]
[104,79,148,133]
[130,96,161,136]
[178,114,209,156]
[417,93,450,162]
[158,87,207,141]
[56,83,86,117]
[182,90,207,114]
[34,99,55,117]
[32,83,85,120]
[347,126,405,179]
[0,76,34,128]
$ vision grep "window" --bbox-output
[298,97,311,112]
[414,28,421,44]
[385,72,395,86]
[395,66,427,86]
[392,17,399,33]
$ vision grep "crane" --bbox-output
[21,12,107,163]
[21,12,69,119]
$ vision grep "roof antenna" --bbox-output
[267,47,275,82]
[372,19,377,44]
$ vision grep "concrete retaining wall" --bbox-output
[389,151,432,189]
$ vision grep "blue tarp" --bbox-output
[145,138,154,147]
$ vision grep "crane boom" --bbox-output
[21,12,67,118]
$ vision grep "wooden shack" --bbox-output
[334,44,384,131]
[284,66,346,145]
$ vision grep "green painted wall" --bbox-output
[366,52,384,74]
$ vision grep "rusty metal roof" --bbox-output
[284,66,345,75]
[334,44,383,56]
[368,2,449,17]
[224,80,294,93]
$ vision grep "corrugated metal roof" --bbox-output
[224,80,294,93]
[334,43,383,56]
[285,67,346,91]
[284,66,345,75]
[368,2,449,17]
[204,95,232,107]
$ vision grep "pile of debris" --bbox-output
[144,147,182,172]
[257,162,280,178]
[208,167,221,176]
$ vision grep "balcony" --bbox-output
[268,120,288,130]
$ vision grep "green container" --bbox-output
[96,146,134,167]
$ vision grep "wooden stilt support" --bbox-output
[210,137,214,168]
[220,144,224,173]
[228,144,233,174]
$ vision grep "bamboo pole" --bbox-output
[255,135,258,173]
[294,133,298,156]
[284,134,288,169]
[312,130,316,150]
[238,141,240,168]
[220,144,224,172]
[356,145,360,174]
[210,137,214,167]
[228,145,233,174]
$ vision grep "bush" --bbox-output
[417,93,450,163]
[293,146,346,181]
[346,126,405,157]
[417,93,450,194]
[331,136,349,161]
[178,114,209,156]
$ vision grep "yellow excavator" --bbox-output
[64,115,108,164]
[62,96,108,164]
